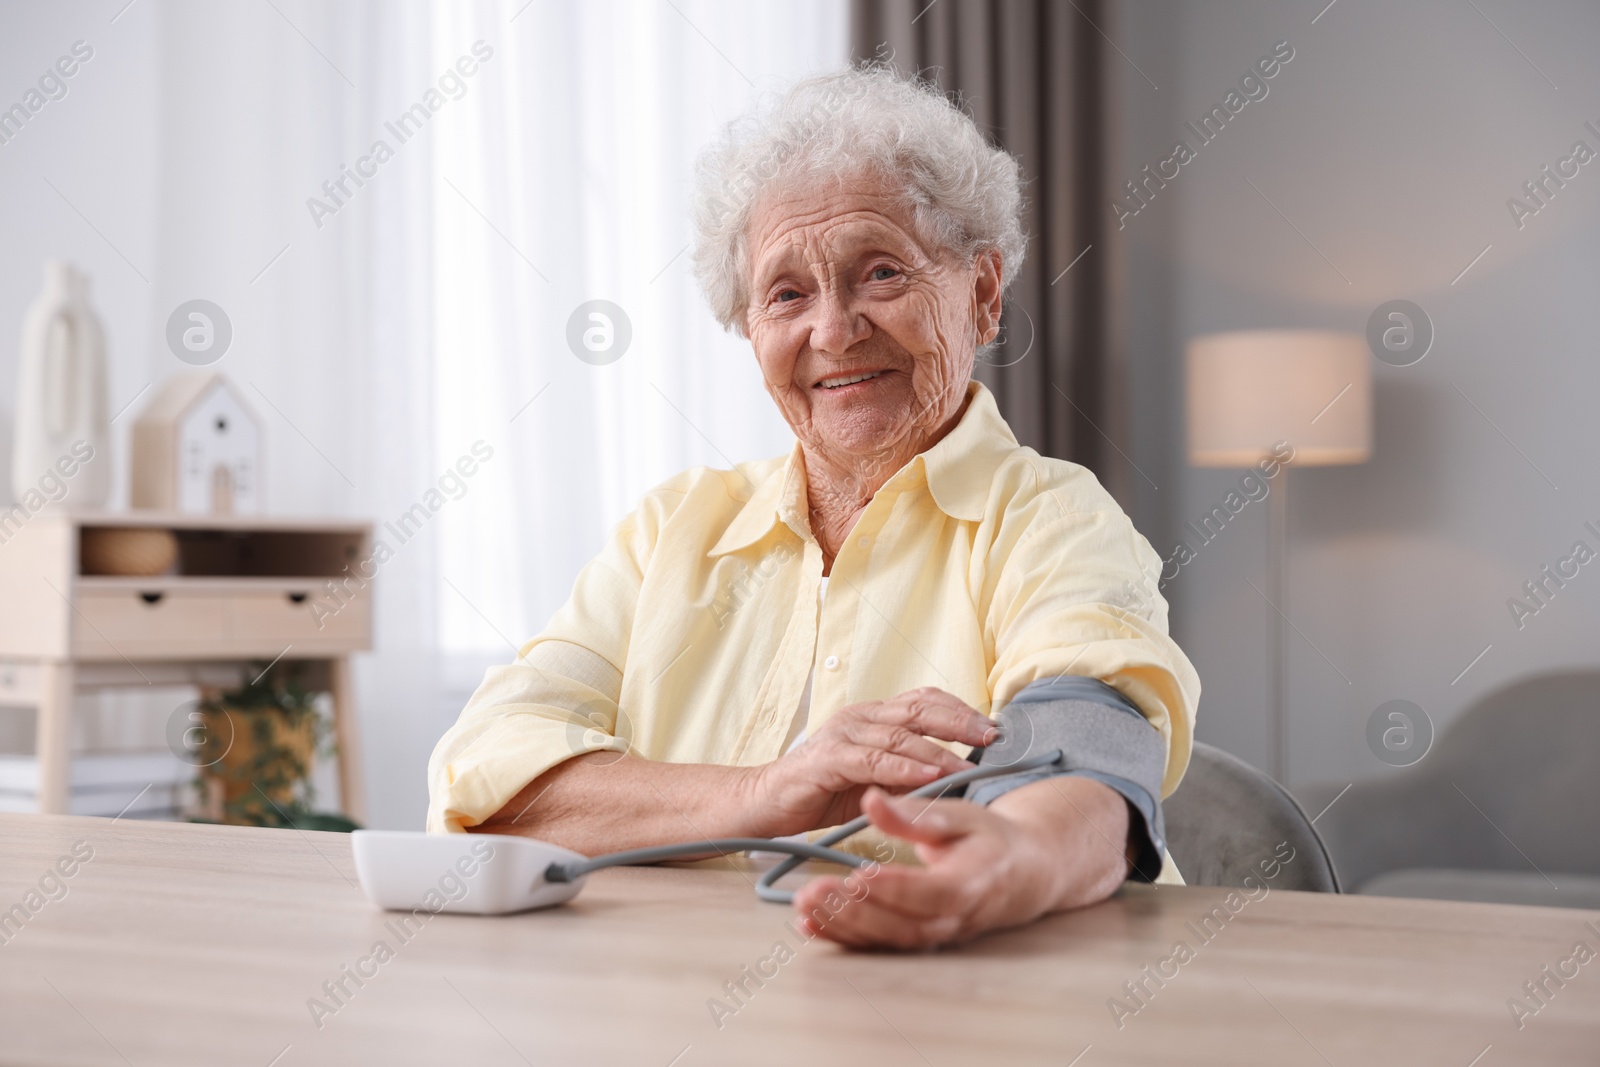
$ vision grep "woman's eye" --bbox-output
[775,289,802,303]
[870,266,899,281]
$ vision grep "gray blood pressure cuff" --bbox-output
[963,676,1167,883]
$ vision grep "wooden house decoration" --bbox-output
[132,373,263,514]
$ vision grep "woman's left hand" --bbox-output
[790,775,1134,950]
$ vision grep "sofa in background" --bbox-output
[1298,670,1600,909]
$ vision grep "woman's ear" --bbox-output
[972,249,1003,346]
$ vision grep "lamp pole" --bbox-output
[1267,468,1289,785]
[1184,329,1372,788]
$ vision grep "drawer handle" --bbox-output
[287,592,309,604]
[139,591,164,606]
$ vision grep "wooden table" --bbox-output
[1,815,1596,1065]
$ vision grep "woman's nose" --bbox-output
[808,290,870,355]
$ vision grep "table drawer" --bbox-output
[71,588,370,659]
[73,590,228,657]
[230,590,369,646]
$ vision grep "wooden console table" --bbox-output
[0,512,372,821]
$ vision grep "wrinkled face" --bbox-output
[743,174,1002,463]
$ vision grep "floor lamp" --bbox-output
[1186,330,1371,785]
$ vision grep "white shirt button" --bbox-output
[859,536,871,547]
[823,655,840,670]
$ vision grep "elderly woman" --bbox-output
[428,65,1199,949]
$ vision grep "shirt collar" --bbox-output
[905,379,1018,522]
[708,380,1017,556]
[709,446,810,556]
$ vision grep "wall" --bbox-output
[1109,0,1600,791]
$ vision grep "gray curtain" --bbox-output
[849,0,1121,491]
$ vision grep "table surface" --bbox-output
[1,815,1596,1066]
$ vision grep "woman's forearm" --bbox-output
[467,751,762,855]
[989,775,1136,912]
[467,690,995,855]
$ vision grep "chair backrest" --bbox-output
[1163,742,1340,892]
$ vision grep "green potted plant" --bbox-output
[192,661,360,832]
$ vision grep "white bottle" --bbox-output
[12,261,110,508]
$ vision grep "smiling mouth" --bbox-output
[816,370,885,390]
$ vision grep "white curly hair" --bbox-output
[691,63,1027,338]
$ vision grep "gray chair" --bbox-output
[1163,741,1340,892]
[1298,670,1600,908]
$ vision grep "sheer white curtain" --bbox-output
[2,1,844,820]
[355,2,848,826]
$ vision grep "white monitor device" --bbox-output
[352,830,589,915]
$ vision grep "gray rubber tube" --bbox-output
[543,749,1064,904]
[753,749,1063,903]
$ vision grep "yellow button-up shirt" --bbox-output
[428,381,1200,880]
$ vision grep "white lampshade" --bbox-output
[1187,329,1371,468]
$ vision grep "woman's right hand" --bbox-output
[743,686,999,838]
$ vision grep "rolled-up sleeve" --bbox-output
[425,488,674,833]
[980,467,1201,799]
